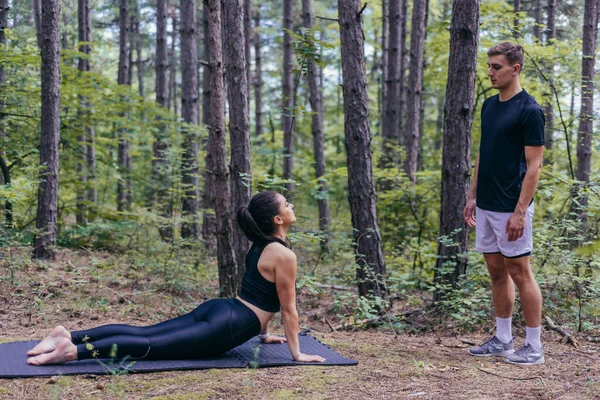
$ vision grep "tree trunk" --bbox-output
[76,0,94,225]
[253,5,263,137]
[404,0,427,183]
[533,0,542,41]
[168,5,178,114]
[574,0,598,222]
[224,0,252,293]
[380,0,403,170]
[0,0,10,226]
[201,0,216,250]
[133,0,143,98]
[380,0,388,142]
[338,0,387,299]
[433,0,480,300]
[33,0,42,48]
[303,0,330,252]
[153,0,172,240]
[282,0,294,196]
[34,0,61,260]
[208,0,237,297]
[117,0,130,211]
[543,0,557,155]
[244,0,252,101]
[180,0,200,240]
[513,0,521,37]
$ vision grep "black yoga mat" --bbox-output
[0,333,357,378]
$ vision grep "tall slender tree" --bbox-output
[543,0,557,155]
[180,0,200,239]
[34,0,61,259]
[533,0,542,41]
[253,5,263,137]
[152,0,172,239]
[224,0,252,291]
[282,0,295,196]
[380,0,388,127]
[208,0,237,297]
[381,0,403,170]
[133,0,143,98]
[76,0,95,225]
[201,1,216,250]
[302,0,330,251]
[338,0,387,299]
[574,0,599,221]
[244,0,252,99]
[168,4,178,115]
[404,0,427,183]
[513,0,521,37]
[117,0,131,211]
[0,0,11,227]
[433,0,480,299]
[33,0,42,48]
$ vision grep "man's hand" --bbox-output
[463,199,477,227]
[505,211,526,242]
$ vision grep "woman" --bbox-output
[27,191,325,365]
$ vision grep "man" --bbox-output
[464,42,545,365]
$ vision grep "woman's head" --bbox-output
[236,191,295,246]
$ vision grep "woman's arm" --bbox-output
[275,249,324,362]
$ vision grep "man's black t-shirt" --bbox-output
[476,90,545,212]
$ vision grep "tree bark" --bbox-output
[338,0,387,299]
[380,0,388,141]
[117,0,131,211]
[253,5,263,137]
[180,0,200,239]
[302,0,330,251]
[433,0,480,300]
[404,0,427,183]
[574,0,598,221]
[208,0,237,297]
[282,0,294,196]
[224,0,252,293]
[380,0,403,170]
[34,0,61,260]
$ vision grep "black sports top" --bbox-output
[238,242,281,312]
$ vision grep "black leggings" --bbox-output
[71,298,261,360]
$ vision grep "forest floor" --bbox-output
[0,247,599,400]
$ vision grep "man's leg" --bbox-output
[504,255,542,338]
[484,253,515,319]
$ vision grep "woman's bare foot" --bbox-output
[27,337,78,365]
[27,326,72,356]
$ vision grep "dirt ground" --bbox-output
[0,248,599,400]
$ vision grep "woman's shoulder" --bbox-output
[263,242,296,263]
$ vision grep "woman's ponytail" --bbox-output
[236,191,288,247]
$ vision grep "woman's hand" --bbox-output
[294,353,325,363]
[262,335,287,344]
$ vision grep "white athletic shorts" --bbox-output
[475,203,534,258]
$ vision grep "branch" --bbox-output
[328,310,419,331]
[477,367,546,386]
[358,3,368,18]
[316,15,339,23]
[0,111,37,119]
[544,316,580,348]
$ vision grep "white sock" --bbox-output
[525,326,542,351]
[495,317,512,344]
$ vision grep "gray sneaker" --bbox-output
[468,336,515,357]
[505,343,545,365]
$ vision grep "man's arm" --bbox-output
[506,145,543,241]
[464,153,480,227]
